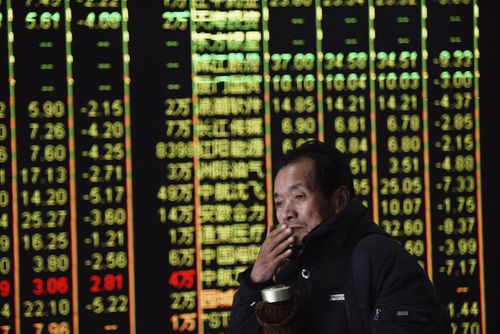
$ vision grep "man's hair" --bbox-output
[279,140,355,200]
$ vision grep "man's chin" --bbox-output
[288,239,306,259]
[290,227,306,241]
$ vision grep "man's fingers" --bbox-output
[251,225,294,283]
[271,235,294,255]
[259,225,293,259]
[260,235,294,266]
[267,225,292,247]
[270,223,287,236]
[252,244,293,283]
[276,248,293,263]
[251,232,295,283]
[267,247,293,269]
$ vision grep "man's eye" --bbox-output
[295,194,304,199]
[275,201,283,207]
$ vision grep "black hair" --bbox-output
[279,140,355,200]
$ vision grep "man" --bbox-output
[229,140,451,333]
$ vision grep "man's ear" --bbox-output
[333,185,350,214]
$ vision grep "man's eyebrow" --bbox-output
[290,183,306,190]
[273,183,307,198]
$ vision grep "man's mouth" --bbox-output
[289,225,308,239]
[288,224,307,231]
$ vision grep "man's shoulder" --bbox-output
[355,227,398,253]
[352,231,411,270]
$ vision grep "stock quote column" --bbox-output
[427,1,485,333]
[11,1,74,333]
[191,1,267,332]
[153,0,198,332]
[320,1,373,206]
[0,1,16,333]
[372,1,428,268]
[266,0,319,162]
[71,1,136,333]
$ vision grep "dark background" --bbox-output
[1,1,498,333]
[127,1,500,332]
[129,0,500,333]
[477,1,500,332]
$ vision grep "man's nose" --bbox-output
[283,202,297,222]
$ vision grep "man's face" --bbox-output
[273,157,337,245]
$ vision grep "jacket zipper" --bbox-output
[373,308,381,321]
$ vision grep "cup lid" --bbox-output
[261,284,293,303]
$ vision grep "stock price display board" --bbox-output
[0,0,493,333]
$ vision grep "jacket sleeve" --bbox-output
[351,234,452,334]
[229,267,272,334]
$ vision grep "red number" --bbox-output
[0,280,10,297]
[90,274,123,292]
[32,277,69,295]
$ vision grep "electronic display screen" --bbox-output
[1,0,499,333]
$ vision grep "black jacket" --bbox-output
[229,198,451,333]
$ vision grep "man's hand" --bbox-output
[250,224,294,284]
